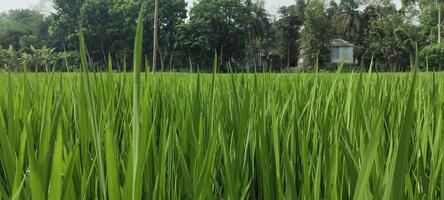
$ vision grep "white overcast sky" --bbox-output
[1,0,401,15]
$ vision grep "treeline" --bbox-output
[0,0,443,71]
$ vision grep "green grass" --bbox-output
[0,71,443,199]
[1,15,444,200]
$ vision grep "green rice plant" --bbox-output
[0,11,444,200]
[0,70,443,200]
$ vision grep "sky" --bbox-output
[186,0,294,14]
[1,0,401,15]
[1,0,53,13]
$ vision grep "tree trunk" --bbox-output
[286,43,290,69]
[159,46,165,71]
[169,46,176,71]
[219,44,224,69]
[254,37,259,69]
[439,4,441,44]
[152,0,159,73]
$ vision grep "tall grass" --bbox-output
[1,72,443,199]
[0,16,444,200]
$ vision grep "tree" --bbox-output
[403,0,444,44]
[50,0,186,69]
[247,0,271,69]
[176,17,215,68]
[0,45,17,70]
[51,0,85,50]
[79,0,113,61]
[366,7,417,71]
[76,0,142,63]
[150,0,187,71]
[299,0,333,67]
[328,0,365,64]
[106,1,141,58]
[182,0,252,69]
[420,43,444,70]
[275,0,305,68]
[357,3,392,65]
[0,9,52,49]
[332,0,362,43]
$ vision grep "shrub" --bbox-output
[0,45,18,70]
[419,44,444,71]
[0,45,80,71]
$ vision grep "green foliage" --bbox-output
[151,0,187,70]
[51,0,187,67]
[0,16,442,199]
[179,0,252,69]
[418,3,443,43]
[275,1,305,68]
[420,44,444,70]
[366,9,418,71]
[299,0,333,66]
[0,46,17,70]
[50,0,85,49]
[0,9,52,49]
[1,62,444,199]
[0,46,79,72]
[1,0,443,71]
[247,0,273,70]
[331,0,362,42]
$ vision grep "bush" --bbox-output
[0,45,80,72]
[420,44,444,71]
[57,51,80,72]
[0,45,18,70]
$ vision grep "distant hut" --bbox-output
[297,39,355,68]
[297,48,311,68]
[329,39,355,64]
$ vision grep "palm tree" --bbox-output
[249,0,268,68]
[334,0,361,42]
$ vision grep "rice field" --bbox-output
[1,12,444,200]
[0,68,443,199]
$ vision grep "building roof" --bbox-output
[330,39,355,47]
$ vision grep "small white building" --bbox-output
[330,39,355,64]
[297,39,355,68]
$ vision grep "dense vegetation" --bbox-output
[1,1,444,199]
[1,43,444,200]
[0,10,444,199]
[1,0,444,71]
